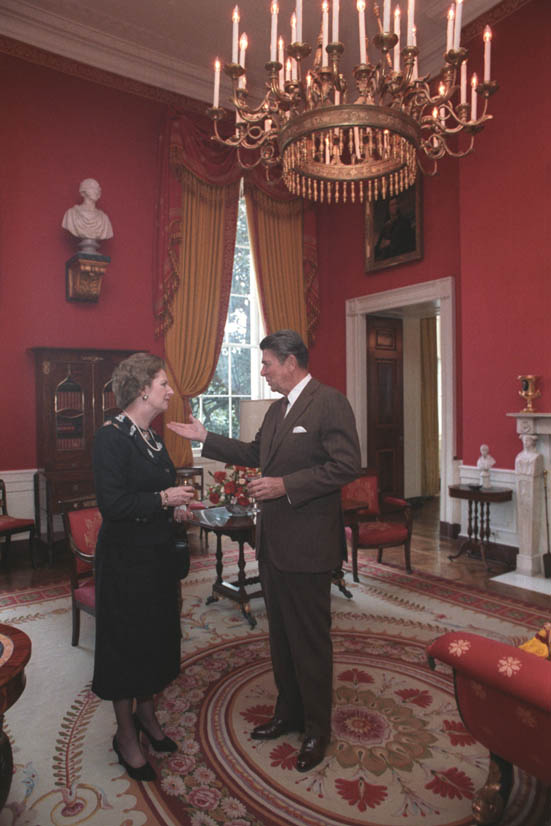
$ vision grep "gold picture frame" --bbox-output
[365,179,423,273]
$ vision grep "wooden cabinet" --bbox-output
[32,347,134,560]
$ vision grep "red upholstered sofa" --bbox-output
[427,631,551,825]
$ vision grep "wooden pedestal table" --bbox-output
[0,624,31,810]
[185,506,261,629]
[448,485,513,568]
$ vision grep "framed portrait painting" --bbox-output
[365,180,423,273]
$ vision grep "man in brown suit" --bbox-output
[168,329,361,772]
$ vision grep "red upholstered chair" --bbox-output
[0,479,36,569]
[427,631,551,824]
[341,470,413,580]
[61,497,100,646]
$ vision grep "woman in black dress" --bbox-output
[93,353,194,781]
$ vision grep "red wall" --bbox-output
[458,0,551,466]
[0,54,166,469]
[309,0,550,469]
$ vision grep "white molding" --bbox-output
[346,276,456,526]
[0,0,215,101]
[0,468,37,520]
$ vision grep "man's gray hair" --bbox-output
[260,330,309,368]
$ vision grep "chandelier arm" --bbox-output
[417,153,438,176]
[211,116,242,149]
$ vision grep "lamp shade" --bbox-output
[239,399,276,442]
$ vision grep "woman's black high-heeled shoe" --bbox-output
[112,736,156,781]
[133,713,178,753]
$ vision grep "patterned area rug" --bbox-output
[1,552,549,826]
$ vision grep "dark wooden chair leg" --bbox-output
[71,600,80,647]
[352,538,359,582]
[377,546,383,563]
[404,539,412,572]
[1,537,10,569]
[29,527,36,569]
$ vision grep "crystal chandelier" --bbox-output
[208,0,498,203]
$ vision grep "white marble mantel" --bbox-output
[506,412,551,576]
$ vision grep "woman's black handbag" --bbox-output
[174,539,190,580]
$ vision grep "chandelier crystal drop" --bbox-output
[208,1,498,204]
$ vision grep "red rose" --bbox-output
[209,491,220,504]
[213,471,227,483]
[224,481,237,494]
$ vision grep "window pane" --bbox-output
[232,246,250,295]
[231,347,251,394]
[205,347,229,394]
[231,397,241,438]
[227,296,250,344]
[235,200,249,246]
[202,397,229,436]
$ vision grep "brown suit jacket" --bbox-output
[202,378,361,572]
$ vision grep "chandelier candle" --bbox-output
[357,1,367,65]
[231,6,239,64]
[213,58,220,108]
[453,0,463,51]
[446,6,455,53]
[322,2,329,65]
[270,2,278,63]
[393,6,401,72]
[407,0,415,47]
[332,0,340,43]
[383,0,391,32]
[296,0,303,42]
[483,26,492,83]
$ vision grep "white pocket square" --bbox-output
[293,426,307,433]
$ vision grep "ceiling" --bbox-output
[1,0,498,105]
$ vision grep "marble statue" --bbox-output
[62,178,113,253]
[515,434,541,475]
[477,444,495,488]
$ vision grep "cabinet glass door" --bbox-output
[55,373,84,451]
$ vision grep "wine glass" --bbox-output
[246,468,262,520]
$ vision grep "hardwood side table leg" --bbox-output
[449,499,474,560]
[472,500,479,547]
[206,533,223,605]
[237,538,256,628]
[480,502,491,568]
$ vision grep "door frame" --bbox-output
[345,276,456,525]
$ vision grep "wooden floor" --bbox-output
[1,497,549,611]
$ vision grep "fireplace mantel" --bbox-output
[506,412,551,575]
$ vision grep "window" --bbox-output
[190,195,269,439]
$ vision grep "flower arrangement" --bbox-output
[206,464,256,508]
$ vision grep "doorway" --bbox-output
[346,277,456,527]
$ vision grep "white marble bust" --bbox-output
[477,444,495,488]
[62,178,113,252]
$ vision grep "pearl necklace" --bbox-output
[122,410,163,452]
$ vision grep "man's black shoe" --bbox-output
[296,736,328,772]
[251,717,303,740]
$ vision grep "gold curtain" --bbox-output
[420,316,440,496]
[244,182,308,342]
[164,167,239,465]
